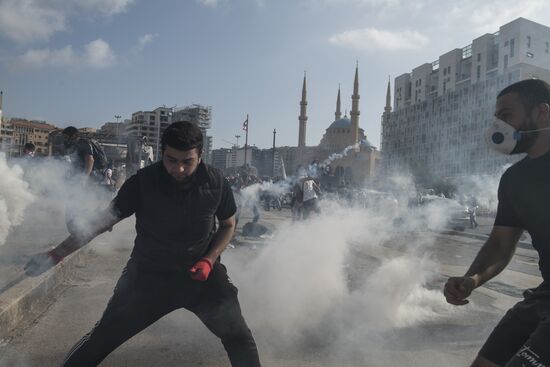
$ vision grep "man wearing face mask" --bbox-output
[25,122,261,366]
[444,79,550,367]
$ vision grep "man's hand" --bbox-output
[444,276,476,305]
[24,249,63,277]
[189,258,213,281]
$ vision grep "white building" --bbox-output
[127,107,172,161]
[172,104,213,164]
[382,17,550,178]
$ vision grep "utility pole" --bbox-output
[243,114,249,169]
[235,135,240,147]
[272,129,276,178]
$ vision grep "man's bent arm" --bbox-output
[464,225,523,287]
[203,215,236,265]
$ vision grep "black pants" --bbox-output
[479,285,550,366]
[61,258,261,367]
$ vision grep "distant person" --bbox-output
[25,121,261,367]
[444,79,550,367]
[62,126,95,179]
[300,176,321,219]
[101,161,116,193]
[22,142,36,158]
[62,126,109,235]
[467,197,479,229]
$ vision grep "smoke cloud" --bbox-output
[0,153,34,246]
[225,180,476,362]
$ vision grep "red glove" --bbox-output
[189,258,213,281]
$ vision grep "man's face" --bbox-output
[495,92,538,153]
[63,134,76,149]
[162,146,201,182]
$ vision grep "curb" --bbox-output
[0,249,85,341]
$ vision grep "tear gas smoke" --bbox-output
[226,182,476,361]
[321,143,360,169]
[0,153,34,246]
[1,155,114,252]
[453,165,511,212]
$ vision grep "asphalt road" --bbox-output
[0,208,543,367]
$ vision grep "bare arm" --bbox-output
[465,225,523,287]
[202,215,236,265]
[50,209,122,260]
[24,207,124,276]
[84,154,94,176]
[444,225,523,305]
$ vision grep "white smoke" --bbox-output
[453,165,511,212]
[228,185,474,356]
[321,143,360,168]
[2,155,114,251]
[0,153,35,246]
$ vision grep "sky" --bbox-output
[1,0,550,150]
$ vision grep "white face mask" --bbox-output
[484,118,550,155]
[484,118,519,155]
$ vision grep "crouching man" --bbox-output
[25,121,261,367]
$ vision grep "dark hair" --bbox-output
[161,121,203,154]
[24,142,35,151]
[498,79,550,113]
[62,126,78,137]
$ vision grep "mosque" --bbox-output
[279,64,386,185]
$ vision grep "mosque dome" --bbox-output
[328,117,351,130]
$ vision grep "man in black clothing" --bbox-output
[25,122,261,367]
[444,79,550,367]
[62,126,95,179]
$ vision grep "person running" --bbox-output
[25,121,261,367]
[444,79,550,367]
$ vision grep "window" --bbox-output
[504,54,508,69]
[477,53,481,62]
[510,38,515,57]
[527,36,531,48]
[476,65,481,79]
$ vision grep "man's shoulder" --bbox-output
[200,163,225,185]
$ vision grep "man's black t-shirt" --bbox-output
[494,150,550,285]
[111,161,236,269]
[71,138,94,172]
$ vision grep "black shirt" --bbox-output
[112,161,236,269]
[69,138,94,172]
[494,150,550,284]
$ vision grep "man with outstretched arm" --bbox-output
[25,121,261,367]
[444,79,550,367]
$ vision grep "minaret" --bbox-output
[298,72,308,148]
[385,77,392,114]
[381,77,392,143]
[335,84,342,120]
[0,91,3,123]
[350,63,360,145]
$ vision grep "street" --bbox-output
[0,207,543,367]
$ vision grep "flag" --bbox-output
[242,116,248,132]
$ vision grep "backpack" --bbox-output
[89,139,108,171]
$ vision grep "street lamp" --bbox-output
[235,135,241,147]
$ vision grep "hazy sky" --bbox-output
[1,0,550,149]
